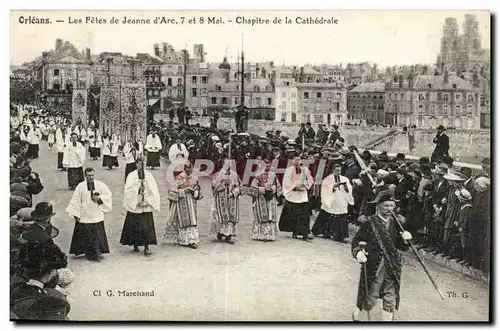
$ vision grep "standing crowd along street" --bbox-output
[9,103,491,321]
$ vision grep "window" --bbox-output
[292,92,297,98]
[467,104,473,116]
[467,94,474,102]
[304,92,309,99]
[201,88,207,95]
[65,69,73,77]
[178,89,183,96]
[443,93,449,102]
[303,105,308,112]
[78,81,85,88]
[291,101,296,110]
[254,86,260,92]
[455,105,462,115]
[418,104,424,114]
[291,113,297,122]
[267,98,272,106]
[211,97,217,104]
[202,76,208,84]
[53,69,60,76]
[167,89,172,96]
[281,101,286,109]
[191,88,197,97]
[399,104,404,112]
[281,113,287,121]
[430,104,436,115]
[191,98,197,106]
[335,102,340,111]
[192,76,197,84]
[52,83,61,91]
[282,92,287,98]
[443,104,448,115]
[216,85,221,92]
[418,93,425,101]
[314,115,323,123]
[400,93,404,101]
[316,92,322,98]
[255,98,261,106]
[178,66,183,74]
[167,78,172,86]
[222,97,228,105]
[302,115,308,122]
[177,78,182,86]
[234,97,239,105]
[455,93,461,101]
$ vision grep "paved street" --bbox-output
[29,142,489,321]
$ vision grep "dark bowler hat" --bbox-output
[437,125,446,131]
[368,190,399,204]
[31,202,56,220]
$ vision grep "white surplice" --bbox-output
[145,134,162,152]
[123,170,161,214]
[321,174,354,215]
[62,142,86,168]
[282,166,314,203]
[65,180,112,223]
[124,142,144,164]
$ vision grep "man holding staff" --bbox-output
[351,191,411,321]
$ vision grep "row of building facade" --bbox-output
[13,17,490,130]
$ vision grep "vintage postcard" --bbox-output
[9,9,490,322]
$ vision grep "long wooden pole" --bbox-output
[352,151,444,300]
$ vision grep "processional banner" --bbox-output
[71,89,88,126]
[120,83,147,142]
[99,86,121,136]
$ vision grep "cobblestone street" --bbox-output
[30,142,489,321]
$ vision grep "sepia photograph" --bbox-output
[9,9,491,322]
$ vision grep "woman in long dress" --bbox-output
[164,161,202,249]
[247,159,282,242]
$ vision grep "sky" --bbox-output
[10,10,490,67]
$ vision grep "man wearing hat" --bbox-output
[458,167,474,193]
[442,172,466,255]
[66,167,112,261]
[145,128,162,170]
[431,125,449,163]
[10,241,70,320]
[326,125,340,146]
[351,191,411,321]
[18,202,59,245]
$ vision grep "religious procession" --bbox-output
[9,100,491,321]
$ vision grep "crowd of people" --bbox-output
[9,102,491,321]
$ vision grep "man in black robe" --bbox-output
[351,191,411,321]
[431,125,449,162]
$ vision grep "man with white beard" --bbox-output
[63,133,86,190]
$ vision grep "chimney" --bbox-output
[153,44,160,57]
[55,38,63,51]
[162,43,168,57]
[86,48,91,61]
[399,75,404,88]
[300,67,304,83]
[444,70,449,84]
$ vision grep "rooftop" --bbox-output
[349,82,386,93]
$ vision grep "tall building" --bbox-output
[347,82,386,123]
[436,14,490,74]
